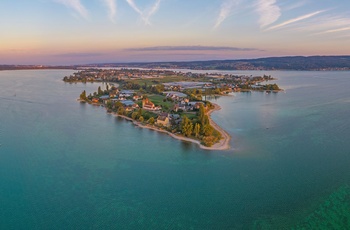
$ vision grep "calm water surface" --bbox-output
[0,70,349,229]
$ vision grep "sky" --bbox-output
[1,0,350,65]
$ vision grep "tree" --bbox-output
[117,107,125,115]
[202,136,216,147]
[98,86,103,95]
[272,84,280,90]
[148,117,155,125]
[80,90,87,101]
[139,116,144,123]
[194,123,201,138]
[114,101,123,110]
[206,101,213,109]
[181,116,193,137]
[131,112,138,120]
[203,124,214,136]
[106,101,112,109]
[137,108,143,118]
[199,104,206,126]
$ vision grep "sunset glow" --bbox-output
[1,0,350,64]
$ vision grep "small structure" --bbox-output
[173,104,186,112]
[133,95,142,101]
[170,114,181,125]
[109,92,117,98]
[120,90,134,94]
[99,95,110,104]
[164,91,188,101]
[156,113,170,127]
[122,100,139,112]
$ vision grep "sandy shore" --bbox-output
[111,103,231,151]
[205,103,231,150]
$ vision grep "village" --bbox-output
[65,68,281,148]
[63,68,280,93]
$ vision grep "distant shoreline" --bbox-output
[2,55,350,71]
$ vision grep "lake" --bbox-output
[0,69,349,229]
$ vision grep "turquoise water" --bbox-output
[0,70,349,229]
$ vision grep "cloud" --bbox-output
[53,52,104,58]
[125,46,263,52]
[102,0,117,23]
[126,0,161,25]
[256,0,281,28]
[321,27,350,34]
[125,0,143,15]
[147,0,161,19]
[276,14,350,35]
[283,1,307,11]
[214,0,241,28]
[54,0,88,19]
[265,10,324,31]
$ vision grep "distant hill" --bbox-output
[2,56,350,71]
[0,65,74,71]
[93,56,350,71]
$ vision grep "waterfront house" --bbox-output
[99,95,110,104]
[156,113,170,127]
[121,100,139,112]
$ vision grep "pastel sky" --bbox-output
[1,0,350,65]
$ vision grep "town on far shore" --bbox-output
[63,68,281,147]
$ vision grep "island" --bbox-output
[64,68,282,150]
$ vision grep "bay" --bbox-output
[0,69,349,229]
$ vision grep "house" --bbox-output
[180,98,189,104]
[120,90,134,94]
[99,95,110,104]
[109,92,117,98]
[169,114,181,125]
[186,101,203,110]
[251,85,263,89]
[133,95,142,101]
[142,98,161,111]
[119,93,132,99]
[156,113,170,127]
[194,102,203,110]
[142,98,154,110]
[121,100,139,112]
[164,91,187,101]
[173,104,186,112]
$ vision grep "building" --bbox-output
[142,98,161,111]
[99,95,110,104]
[121,100,139,112]
[156,113,170,127]
[163,91,188,101]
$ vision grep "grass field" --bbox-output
[124,75,210,86]
[148,94,174,111]
[181,112,197,119]
[124,75,186,86]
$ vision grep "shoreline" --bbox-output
[109,103,231,151]
[79,98,231,151]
